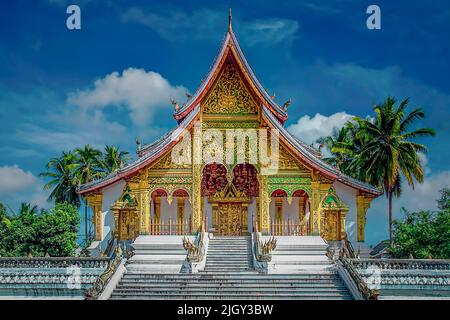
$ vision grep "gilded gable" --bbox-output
[203,56,258,115]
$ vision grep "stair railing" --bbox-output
[252,214,277,262]
[338,255,379,300]
[85,241,125,300]
[182,215,208,269]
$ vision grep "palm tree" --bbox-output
[354,97,435,242]
[39,152,80,207]
[74,145,103,243]
[100,145,130,174]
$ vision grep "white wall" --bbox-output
[333,181,358,243]
[101,179,126,241]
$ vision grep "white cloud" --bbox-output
[287,112,354,144]
[239,18,299,47]
[0,165,48,210]
[0,165,38,194]
[68,68,187,126]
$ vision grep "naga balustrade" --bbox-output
[343,258,450,295]
[0,257,110,269]
[350,259,450,271]
[339,256,379,300]
[149,217,191,235]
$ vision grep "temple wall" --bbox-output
[269,197,302,223]
[102,179,126,241]
[333,181,358,243]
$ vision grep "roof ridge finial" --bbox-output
[228,7,232,32]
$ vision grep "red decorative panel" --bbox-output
[151,189,168,198]
[173,189,189,197]
[292,189,308,198]
[201,163,228,196]
[271,189,288,197]
[232,164,259,197]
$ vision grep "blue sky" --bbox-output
[0,0,449,245]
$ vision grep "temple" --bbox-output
[78,14,382,252]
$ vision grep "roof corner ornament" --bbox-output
[185,92,192,100]
[271,93,276,100]
[282,98,292,112]
[135,138,141,152]
[228,7,232,32]
[170,97,180,112]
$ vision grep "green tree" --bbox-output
[353,97,435,242]
[389,189,450,259]
[99,145,130,174]
[316,122,365,175]
[39,152,80,207]
[35,203,81,256]
[1,202,40,256]
[0,202,80,257]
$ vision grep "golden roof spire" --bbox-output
[228,8,232,32]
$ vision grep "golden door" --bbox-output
[118,210,137,240]
[322,211,340,241]
[217,203,242,236]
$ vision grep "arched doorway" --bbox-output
[203,163,258,235]
[173,189,190,235]
[150,189,167,235]
[292,189,310,236]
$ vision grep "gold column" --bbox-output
[310,181,321,235]
[298,196,307,235]
[139,180,150,235]
[86,193,103,241]
[275,197,283,235]
[177,197,185,235]
[310,176,332,236]
[356,192,374,242]
[191,123,202,234]
[258,175,270,235]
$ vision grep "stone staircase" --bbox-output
[110,272,352,299]
[202,236,254,273]
[109,235,352,300]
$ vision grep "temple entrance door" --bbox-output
[322,210,341,241]
[217,202,243,236]
[118,210,138,240]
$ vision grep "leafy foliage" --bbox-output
[389,189,450,259]
[0,202,80,257]
[317,97,435,241]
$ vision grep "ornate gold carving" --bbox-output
[319,187,349,241]
[217,203,242,236]
[276,144,309,171]
[322,210,340,241]
[259,175,270,235]
[203,58,258,115]
[151,151,191,169]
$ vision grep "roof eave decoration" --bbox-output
[78,105,201,195]
[261,106,382,196]
[173,29,288,124]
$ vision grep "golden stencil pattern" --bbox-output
[203,59,258,114]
